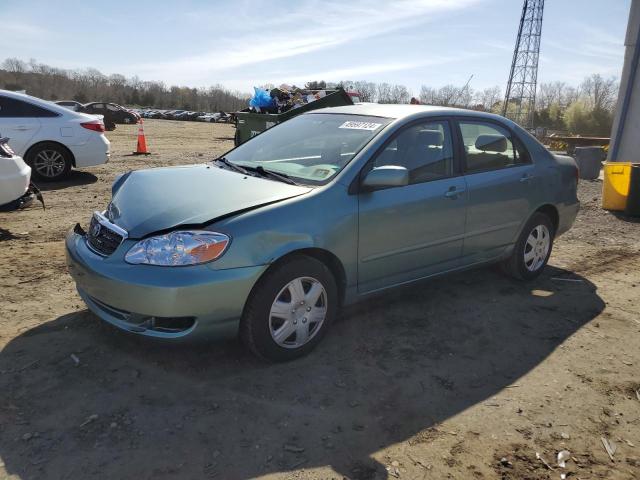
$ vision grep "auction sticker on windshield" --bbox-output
[339,121,382,131]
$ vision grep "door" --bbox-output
[358,119,468,293]
[457,119,535,260]
[0,95,43,156]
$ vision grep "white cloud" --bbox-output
[125,0,482,84]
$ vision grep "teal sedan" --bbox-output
[66,104,579,361]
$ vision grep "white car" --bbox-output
[0,137,31,207]
[197,113,221,122]
[0,90,110,181]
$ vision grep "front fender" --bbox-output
[210,185,359,293]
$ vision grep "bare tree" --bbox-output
[390,84,411,104]
[475,86,502,111]
[580,74,618,112]
[419,86,437,105]
[351,80,377,102]
[2,57,27,85]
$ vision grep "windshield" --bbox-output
[224,113,392,184]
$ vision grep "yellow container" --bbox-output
[602,162,635,211]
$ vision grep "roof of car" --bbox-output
[312,103,507,122]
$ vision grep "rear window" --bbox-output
[0,96,59,118]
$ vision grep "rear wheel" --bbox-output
[240,256,337,361]
[501,212,554,280]
[27,142,72,181]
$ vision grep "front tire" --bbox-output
[501,212,555,280]
[26,142,72,181]
[240,256,337,361]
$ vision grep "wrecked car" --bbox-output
[0,137,43,211]
[66,104,579,361]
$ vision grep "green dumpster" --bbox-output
[234,88,353,146]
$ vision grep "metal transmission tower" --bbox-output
[502,0,545,129]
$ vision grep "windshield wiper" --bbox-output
[247,165,300,186]
[215,156,249,175]
[215,158,299,185]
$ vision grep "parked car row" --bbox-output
[1,90,110,182]
[53,101,232,125]
[132,108,232,123]
[55,100,140,130]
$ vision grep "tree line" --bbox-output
[311,75,619,136]
[1,58,249,112]
[1,57,618,136]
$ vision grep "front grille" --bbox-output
[86,214,124,256]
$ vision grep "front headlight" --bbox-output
[124,231,230,266]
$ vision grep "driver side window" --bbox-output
[373,120,453,184]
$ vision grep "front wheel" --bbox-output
[240,256,337,361]
[501,212,555,280]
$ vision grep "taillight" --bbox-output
[81,121,105,133]
[0,138,15,157]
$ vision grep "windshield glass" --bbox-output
[224,113,392,184]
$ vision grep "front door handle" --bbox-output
[445,187,466,199]
[14,126,30,131]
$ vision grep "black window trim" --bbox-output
[0,95,60,118]
[353,115,464,194]
[452,116,532,176]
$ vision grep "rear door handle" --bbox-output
[519,173,534,183]
[14,125,30,131]
[445,187,466,199]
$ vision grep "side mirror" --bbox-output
[361,165,409,191]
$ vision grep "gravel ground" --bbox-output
[0,120,639,480]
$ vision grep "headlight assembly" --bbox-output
[125,231,230,266]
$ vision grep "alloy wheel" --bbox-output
[524,225,551,272]
[269,276,327,349]
[33,149,66,178]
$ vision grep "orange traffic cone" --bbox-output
[133,119,150,155]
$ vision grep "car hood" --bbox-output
[107,164,312,238]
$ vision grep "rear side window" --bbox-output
[373,120,454,184]
[459,121,528,173]
[0,96,59,118]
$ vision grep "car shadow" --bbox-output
[612,211,640,223]
[0,265,604,479]
[36,171,98,192]
[0,228,19,241]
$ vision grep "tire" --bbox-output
[26,142,72,181]
[240,255,338,361]
[501,212,555,280]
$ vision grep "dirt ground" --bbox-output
[0,119,639,480]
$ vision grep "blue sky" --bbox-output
[3,0,630,95]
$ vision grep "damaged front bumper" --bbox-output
[0,182,45,212]
[65,228,266,340]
